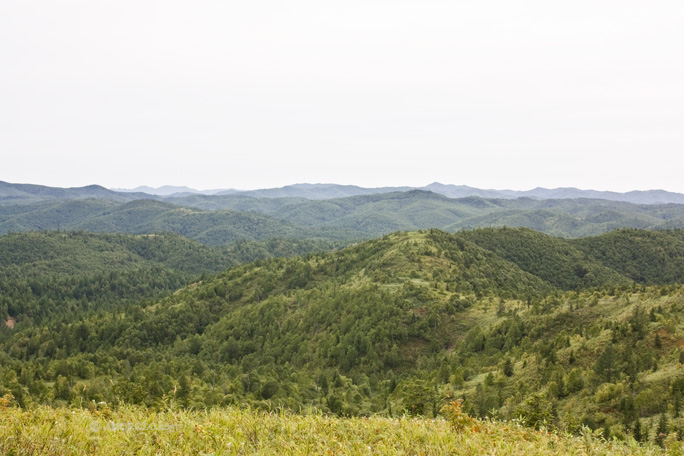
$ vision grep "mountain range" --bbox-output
[2,187,684,243]
[7,180,681,205]
[112,182,684,204]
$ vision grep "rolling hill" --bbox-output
[168,191,684,238]
[572,229,684,284]
[459,227,631,290]
[0,199,360,246]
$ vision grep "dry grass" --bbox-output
[0,401,673,455]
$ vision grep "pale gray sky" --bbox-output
[1,1,683,192]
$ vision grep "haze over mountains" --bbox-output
[112,185,225,196]
[4,180,684,205]
[110,182,684,205]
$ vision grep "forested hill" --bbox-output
[460,227,684,288]
[0,181,151,204]
[164,191,684,238]
[572,229,684,284]
[2,228,684,447]
[0,231,342,322]
[0,199,351,246]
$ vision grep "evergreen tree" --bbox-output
[594,344,617,383]
[655,413,669,447]
[503,358,514,377]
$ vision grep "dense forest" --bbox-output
[2,227,684,448]
[0,231,343,322]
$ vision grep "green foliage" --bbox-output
[503,358,514,377]
[518,392,555,430]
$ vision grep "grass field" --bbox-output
[1,400,675,455]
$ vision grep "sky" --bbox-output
[1,1,683,192]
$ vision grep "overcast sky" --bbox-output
[1,1,683,192]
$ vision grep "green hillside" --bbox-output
[0,231,230,277]
[446,203,672,238]
[0,199,361,245]
[572,229,684,284]
[0,231,343,323]
[0,231,234,323]
[269,191,483,231]
[0,199,121,233]
[71,199,311,245]
[460,227,631,290]
[2,228,684,448]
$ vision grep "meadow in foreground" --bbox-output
[1,399,676,455]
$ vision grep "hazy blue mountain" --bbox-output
[198,182,684,204]
[423,183,684,204]
[421,182,515,199]
[0,181,153,205]
[510,187,684,204]
[5,180,684,205]
[166,194,308,212]
[218,183,413,199]
[113,185,230,196]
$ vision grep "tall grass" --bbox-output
[1,400,675,455]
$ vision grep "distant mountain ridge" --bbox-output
[3,181,684,205]
[112,182,684,205]
[0,181,153,204]
[112,185,228,196]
